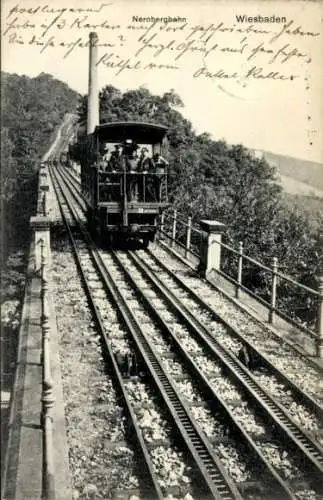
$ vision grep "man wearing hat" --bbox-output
[123,140,140,201]
[123,138,138,160]
[151,152,169,201]
[97,143,108,171]
[138,147,152,173]
[108,144,124,172]
[102,143,111,164]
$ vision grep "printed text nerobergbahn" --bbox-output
[132,16,186,23]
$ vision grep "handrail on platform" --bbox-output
[157,208,323,357]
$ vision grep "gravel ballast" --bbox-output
[52,235,140,499]
[150,245,323,406]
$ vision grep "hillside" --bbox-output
[279,175,323,198]
[252,150,323,194]
[1,72,80,258]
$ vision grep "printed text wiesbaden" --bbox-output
[236,15,287,23]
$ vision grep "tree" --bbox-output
[71,83,322,326]
[1,71,79,259]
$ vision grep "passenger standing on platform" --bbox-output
[152,152,169,170]
[108,144,123,172]
[122,140,138,201]
[97,158,106,171]
[152,152,168,201]
[126,150,139,172]
[138,148,152,172]
[102,144,111,168]
[123,139,138,162]
[127,151,140,201]
[138,148,153,200]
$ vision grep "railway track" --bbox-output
[117,249,323,482]
[142,247,323,417]
[128,250,323,427]
[52,165,322,497]
[104,248,323,495]
[50,166,243,499]
[155,243,323,396]
[51,167,316,497]
[58,164,323,421]
[50,169,164,498]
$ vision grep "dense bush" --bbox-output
[72,85,322,327]
[1,72,79,259]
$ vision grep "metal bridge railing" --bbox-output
[157,208,323,357]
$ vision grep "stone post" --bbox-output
[30,216,51,270]
[199,220,226,277]
[40,167,48,181]
[40,185,49,216]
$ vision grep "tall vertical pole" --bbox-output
[317,277,323,358]
[236,241,243,299]
[171,209,177,248]
[185,215,192,259]
[316,230,323,358]
[269,257,278,324]
[160,211,165,239]
[87,32,99,135]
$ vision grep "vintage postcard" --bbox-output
[2,0,322,162]
[1,0,323,499]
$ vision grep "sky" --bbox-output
[2,0,323,163]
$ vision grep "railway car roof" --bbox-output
[94,121,168,144]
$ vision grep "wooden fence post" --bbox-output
[269,257,278,324]
[235,241,243,299]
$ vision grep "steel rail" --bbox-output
[125,250,323,493]
[111,251,302,499]
[57,164,81,192]
[159,236,323,370]
[49,166,164,500]
[51,166,241,500]
[55,164,317,497]
[54,164,322,495]
[92,251,241,500]
[146,248,323,419]
[55,164,323,420]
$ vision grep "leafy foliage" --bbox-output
[73,85,322,327]
[1,71,79,258]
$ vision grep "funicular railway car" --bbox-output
[81,121,169,247]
